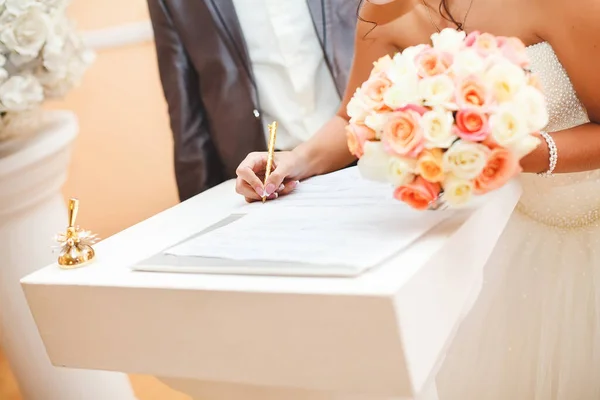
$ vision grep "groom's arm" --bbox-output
[147,0,224,201]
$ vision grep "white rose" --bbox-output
[489,103,530,147]
[388,52,419,84]
[0,54,5,67]
[431,28,466,54]
[452,49,486,76]
[388,154,417,187]
[510,135,542,160]
[383,79,420,109]
[0,68,7,82]
[357,141,392,183]
[485,61,526,102]
[514,86,549,132]
[364,113,389,138]
[420,108,457,149]
[443,140,490,180]
[419,74,455,107]
[0,74,44,111]
[443,175,475,207]
[347,89,370,123]
[402,44,428,63]
[1,4,51,57]
[4,0,36,15]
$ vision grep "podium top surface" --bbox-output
[21,180,471,297]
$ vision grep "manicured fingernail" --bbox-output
[291,180,299,188]
[265,183,276,195]
[267,192,278,200]
[278,184,285,192]
[254,186,263,196]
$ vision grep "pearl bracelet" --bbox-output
[538,131,558,177]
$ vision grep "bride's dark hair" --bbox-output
[357,0,460,36]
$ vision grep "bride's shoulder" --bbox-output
[359,0,415,27]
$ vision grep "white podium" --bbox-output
[20,180,521,400]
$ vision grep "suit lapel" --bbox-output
[306,0,326,47]
[205,0,253,76]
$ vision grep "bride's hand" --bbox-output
[235,151,303,203]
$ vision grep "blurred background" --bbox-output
[0,0,185,397]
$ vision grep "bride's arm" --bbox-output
[521,0,600,174]
[293,2,401,177]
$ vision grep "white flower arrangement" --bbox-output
[0,0,94,140]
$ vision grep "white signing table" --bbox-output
[20,179,521,400]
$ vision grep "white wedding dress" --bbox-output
[436,42,600,399]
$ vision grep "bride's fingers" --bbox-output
[277,180,299,196]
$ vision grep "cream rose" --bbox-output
[346,89,371,124]
[431,28,466,54]
[4,0,36,15]
[514,86,549,132]
[443,140,490,180]
[387,52,419,84]
[364,113,390,138]
[510,135,542,160]
[357,141,392,183]
[443,175,475,207]
[388,154,417,187]
[1,5,51,57]
[420,107,456,149]
[0,74,44,111]
[489,103,529,147]
[419,74,455,107]
[451,49,486,76]
[383,79,420,109]
[485,61,527,102]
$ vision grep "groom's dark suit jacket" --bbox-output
[147,0,357,201]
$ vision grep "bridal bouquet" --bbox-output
[0,0,94,141]
[346,28,548,210]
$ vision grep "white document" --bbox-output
[165,204,450,274]
[242,167,400,210]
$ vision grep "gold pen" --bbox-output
[262,121,278,203]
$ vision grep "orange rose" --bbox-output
[415,48,452,78]
[382,110,424,157]
[346,124,377,158]
[456,76,490,109]
[394,176,442,210]
[361,76,392,111]
[416,148,445,183]
[474,147,522,194]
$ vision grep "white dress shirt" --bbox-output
[231,0,341,150]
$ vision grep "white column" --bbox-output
[0,111,136,399]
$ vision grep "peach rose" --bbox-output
[464,31,498,56]
[456,75,490,109]
[371,54,394,78]
[416,148,445,183]
[415,48,453,78]
[498,36,530,68]
[382,110,425,157]
[346,123,376,158]
[361,75,393,111]
[394,176,442,210]
[474,147,522,194]
[454,109,490,141]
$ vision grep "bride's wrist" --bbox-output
[520,132,555,174]
[291,144,320,180]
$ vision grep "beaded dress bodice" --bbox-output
[516,42,598,229]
